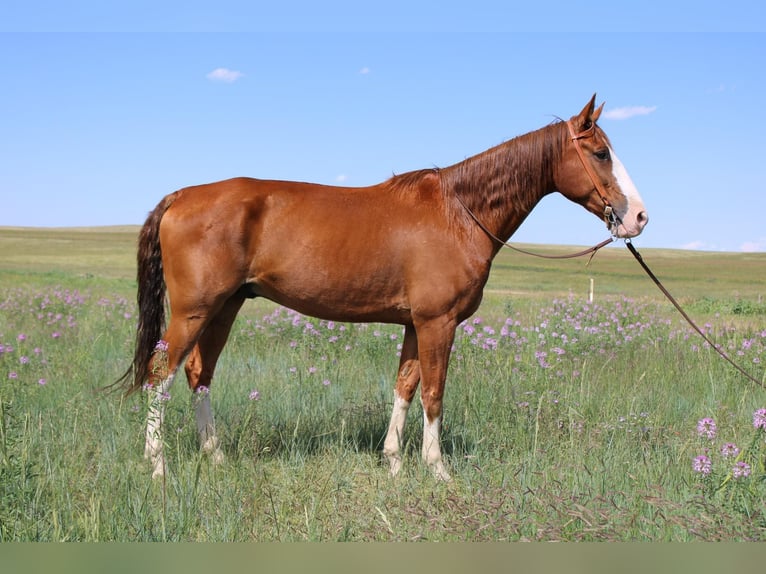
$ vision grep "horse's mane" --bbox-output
[382,168,440,193]
[440,120,566,213]
[380,121,567,215]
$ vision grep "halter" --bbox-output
[566,119,620,234]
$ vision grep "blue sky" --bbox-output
[2,3,766,251]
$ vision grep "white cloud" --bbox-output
[206,68,244,83]
[602,105,657,120]
[740,239,766,253]
[680,240,726,251]
[359,66,370,75]
[335,174,348,183]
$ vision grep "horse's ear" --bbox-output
[574,94,598,129]
[592,101,605,123]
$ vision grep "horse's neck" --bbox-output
[441,124,561,244]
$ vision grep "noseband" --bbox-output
[566,119,621,234]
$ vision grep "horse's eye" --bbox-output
[594,149,610,161]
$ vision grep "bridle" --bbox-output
[457,117,765,388]
[566,119,620,234]
[454,118,621,260]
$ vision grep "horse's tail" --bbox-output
[112,193,178,395]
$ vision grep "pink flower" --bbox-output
[732,461,751,479]
[154,340,169,352]
[720,443,740,458]
[696,417,717,439]
[753,408,766,430]
[692,455,712,475]
[249,389,260,401]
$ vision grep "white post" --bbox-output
[588,278,594,303]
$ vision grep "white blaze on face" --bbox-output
[609,146,648,238]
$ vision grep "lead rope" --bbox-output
[625,240,765,389]
[456,117,762,388]
[455,191,764,388]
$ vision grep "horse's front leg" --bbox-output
[383,324,420,476]
[416,316,457,482]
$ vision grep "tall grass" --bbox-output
[2,227,766,540]
[1,278,765,540]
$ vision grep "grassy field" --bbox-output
[1,226,766,541]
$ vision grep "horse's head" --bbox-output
[555,95,648,239]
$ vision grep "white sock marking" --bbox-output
[383,392,411,476]
[194,388,223,464]
[422,411,451,482]
[144,372,175,478]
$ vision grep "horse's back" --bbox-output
[155,172,487,323]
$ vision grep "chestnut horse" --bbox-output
[118,95,648,480]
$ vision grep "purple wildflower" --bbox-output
[38,378,46,386]
[155,340,169,353]
[720,443,740,458]
[753,408,766,430]
[322,379,331,386]
[19,356,29,365]
[692,455,712,475]
[535,350,550,368]
[8,372,18,380]
[249,389,261,401]
[696,417,717,439]
[732,461,751,479]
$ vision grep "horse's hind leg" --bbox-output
[383,324,420,476]
[144,315,210,478]
[184,293,246,464]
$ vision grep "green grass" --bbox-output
[1,226,766,541]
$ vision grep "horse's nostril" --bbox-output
[637,211,649,227]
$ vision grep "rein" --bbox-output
[571,120,764,389]
[455,119,764,389]
[454,191,616,260]
[454,118,620,261]
[625,240,765,389]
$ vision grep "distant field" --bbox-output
[3,225,766,307]
[1,226,765,541]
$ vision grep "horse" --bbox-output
[117,95,648,480]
